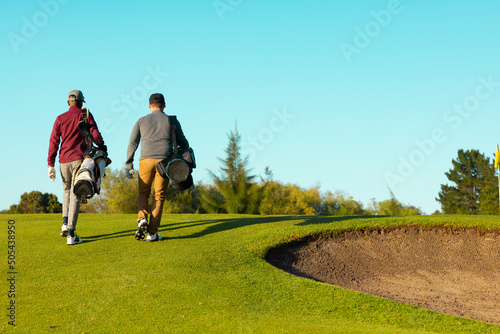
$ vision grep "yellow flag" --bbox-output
[495,144,500,169]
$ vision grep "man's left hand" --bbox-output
[48,166,56,181]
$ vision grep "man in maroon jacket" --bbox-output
[47,90,108,245]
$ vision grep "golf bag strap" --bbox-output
[78,108,92,158]
[81,107,89,122]
[169,115,178,151]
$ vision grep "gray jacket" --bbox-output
[126,110,189,170]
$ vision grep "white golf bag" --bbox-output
[73,148,108,204]
[72,108,111,204]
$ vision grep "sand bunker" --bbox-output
[266,225,500,325]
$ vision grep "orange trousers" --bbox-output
[137,158,169,234]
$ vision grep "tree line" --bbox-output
[6,191,61,214]
[80,128,422,216]
[4,129,498,216]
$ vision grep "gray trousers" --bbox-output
[60,160,82,230]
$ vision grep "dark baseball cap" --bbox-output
[149,93,165,105]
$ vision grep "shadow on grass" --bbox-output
[162,216,296,239]
[296,215,382,226]
[82,215,382,243]
[163,215,379,240]
[83,229,137,243]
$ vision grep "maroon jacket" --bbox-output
[47,106,107,167]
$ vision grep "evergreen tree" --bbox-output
[436,149,498,214]
[201,125,259,214]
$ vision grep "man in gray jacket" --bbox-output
[126,93,189,242]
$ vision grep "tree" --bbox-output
[83,168,137,213]
[201,125,259,214]
[436,149,498,214]
[258,181,320,215]
[318,190,365,216]
[366,187,422,216]
[163,182,204,214]
[372,198,422,216]
[84,168,203,214]
[8,191,62,214]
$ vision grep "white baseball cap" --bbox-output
[68,89,85,102]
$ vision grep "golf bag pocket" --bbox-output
[73,158,96,203]
[73,149,108,203]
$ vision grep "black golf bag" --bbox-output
[156,115,195,191]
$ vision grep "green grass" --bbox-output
[1,214,500,333]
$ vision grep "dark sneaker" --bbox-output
[67,234,82,245]
[135,219,148,241]
[146,233,163,242]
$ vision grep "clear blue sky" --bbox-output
[1,0,500,214]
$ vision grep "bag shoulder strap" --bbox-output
[81,107,89,122]
[169,115,178,151]
[78,108,92,158]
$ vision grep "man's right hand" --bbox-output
[126,168,135,179]
[48,166,56,181]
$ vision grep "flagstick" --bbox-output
[496,144,500,213]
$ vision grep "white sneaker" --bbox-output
[146,233,163,242]
[135,219,148,241]
[67,234,82,245]
[60,224,68,237]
